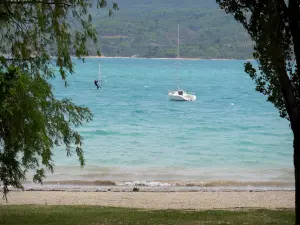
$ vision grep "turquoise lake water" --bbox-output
[27,58,294,190]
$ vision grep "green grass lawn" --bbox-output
[0,205,294,225]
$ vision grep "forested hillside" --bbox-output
[1,0,253,59]
[90,0,253,59]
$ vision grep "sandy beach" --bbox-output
[0,191,294,210]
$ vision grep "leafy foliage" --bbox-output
[0,0,118,199]
[1,0,118,82]
[216,0,299,121]
[0,66,92,199]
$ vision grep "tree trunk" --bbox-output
[294,120,300,225]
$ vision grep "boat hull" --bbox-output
[168,94,187,101]
[168,91,196,101]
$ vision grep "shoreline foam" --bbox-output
[38,179,294,188]
[17,179,295,193]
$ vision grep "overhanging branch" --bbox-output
[6,1,71,6]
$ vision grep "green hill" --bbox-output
[90,0,253,59]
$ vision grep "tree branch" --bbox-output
[4,58,34,61]
[2,3,30,37]
[5,1,71,6]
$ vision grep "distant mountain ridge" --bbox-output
[89,0,253,59]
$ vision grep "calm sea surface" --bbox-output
[24,58,294,191]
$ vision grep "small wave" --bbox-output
[201,127,220,132]
[81,130,143,136]
[171,180,293,188]
[239,140,254,145]
[44,179,292,188]
[21,179,294,192]
[133,109,145,114]
[115,180,293,188]
[118,181,171,187]
[44,180,116,186]
[93,130,121,136]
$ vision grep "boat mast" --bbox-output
[98,63,102,87]
[98,63,101,80]
[177,24,180,90]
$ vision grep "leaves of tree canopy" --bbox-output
[216,0,299,122]
[0,0,118,200]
